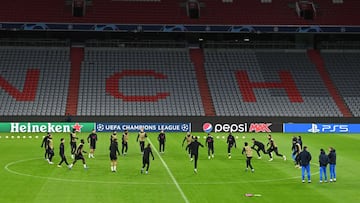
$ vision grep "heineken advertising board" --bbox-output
[0,122,95,133]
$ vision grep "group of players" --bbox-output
[40,128,162,174]
[180,132,288,173]
[40,129,337,182]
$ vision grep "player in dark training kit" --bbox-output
[226,133,237,159]
[158,130,166,153]
[141,144,155,174]
[205,133,214,159]
[186,137,204,173]
[251,138,267,159]
[267,135,286,161]
[41,132,51,160]
[70,129,78,159]
[110,138,120,172]
[58,138,69,168]
[121,130,129,156]
[69,139,88,170]
[87,129,98,158]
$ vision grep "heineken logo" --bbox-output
[1,122,95,133]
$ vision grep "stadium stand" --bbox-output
[0,0,360,25]
[204,48,344,117]
[321,50,360,117]
[77,47,205,116]
[0,46,71,116]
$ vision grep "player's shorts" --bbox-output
[110,153,117,161]
[47,149,54,155]
[142,158,149,164]
[90,142,96,149]
[75,154,84,160]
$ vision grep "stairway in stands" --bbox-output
[307,49,352,117]
[65,46,83,116]
[189,48,216,116]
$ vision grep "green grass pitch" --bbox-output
[0,132,359,203]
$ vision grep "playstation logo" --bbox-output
[308,124,320,133]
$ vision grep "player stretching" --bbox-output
[158,130,166,154]
[70,129,78,159]
[226,133,237,159]
[137,128,147,154]
[69,139,88,170]
[141,144,155,174]
[267,135,286,161]
[182,132,194,158]
[121,130,129,156]
[186,137,204,173]
[41,132,50,161]
[251,138,267,159]
[58,138,69,168]
[205,133,214,159]
[110,138,120,172]
[87,129,98,158]
[242,142,254,172]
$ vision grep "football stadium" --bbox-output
[1,1,360,203]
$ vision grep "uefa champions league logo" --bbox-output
[181,124,189,132]
[97,124,105,132]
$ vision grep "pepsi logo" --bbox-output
[203,123,213,133]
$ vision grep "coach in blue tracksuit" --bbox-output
[328,147,336,182]
[319,149,328,183]
[298,146,312,183]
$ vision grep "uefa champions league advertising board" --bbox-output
[96,123,191,132]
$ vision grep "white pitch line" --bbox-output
[147,138,190,203]
[4,157,320,186]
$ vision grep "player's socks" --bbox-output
[212,154,214,158]
[69,164,73,169]
[145,171,148,174]
[251,169,255,173]
[308,180,311,183]
[114,166,116,172]
[269,158,273,161]
[283,155,287,161]
[302,180,305,183]
[57,165,62,168]
[194,168,197,173]
[111,166,114,171]
[208,156,210,159]
[88,153,91,158]
[83,164,87,169]
[141,168,144,174]
[258,156,262,159]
